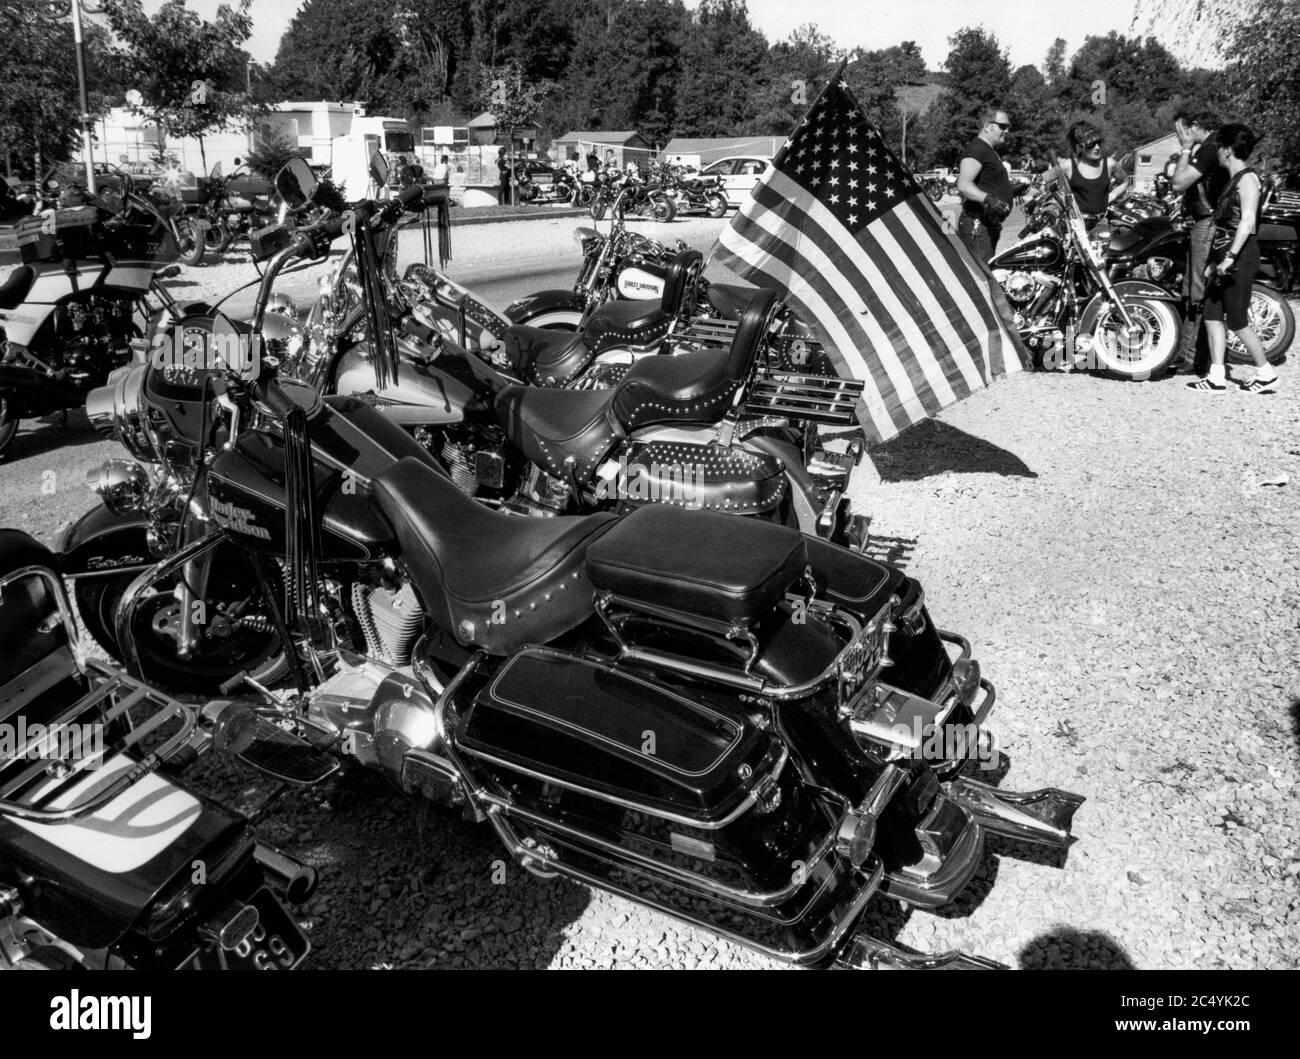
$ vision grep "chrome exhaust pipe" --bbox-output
[835,933,1006,970]
[252,844,318,904]
[942,776,1084,848]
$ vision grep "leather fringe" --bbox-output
[282,405,321,631]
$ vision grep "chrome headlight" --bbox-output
[86,459,149,515]
[85,365,158,463]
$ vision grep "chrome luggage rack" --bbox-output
[595,589,893,705]
[743,370,865,425]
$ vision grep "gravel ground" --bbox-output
[1,214,1297,970]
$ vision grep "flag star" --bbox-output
[848,160,858,171]
[795,163,805,173]
[868,164,877,175]
[847,142,858,154]
[829,175,839,186]
[866,198,876,210]
[867,183,876,193]
[847,213,858,226]
[829,193,840,204]
[848,178,858,189]
[848,196,858,206]
[829,158,839,168]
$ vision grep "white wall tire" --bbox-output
[1089,298,1181,380]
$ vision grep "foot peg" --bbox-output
[942,776,1084,848]
[208,702,340,785]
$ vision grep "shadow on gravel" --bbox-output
[859,531,919,568]
[0,411,102,463]
[868,419,1037,483]
[1018,927,1136,969]
[1288,697,1300,757]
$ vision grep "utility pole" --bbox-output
[71,0,96,192]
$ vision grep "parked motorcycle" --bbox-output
[174,159,280,263]
[660,164,729,218]
[989,183,1182,379]
[0,530,315,969]
[48,229,1085,969]
[590,171,676,223]
[0,181,185,456]
[1103,194,1295,366]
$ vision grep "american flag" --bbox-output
[715,74,1028,443]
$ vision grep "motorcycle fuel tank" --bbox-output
[989,233,1063,271]
[616,266,666,301]
[333,346,473,426]
[206,384,443,560]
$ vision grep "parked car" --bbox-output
[700,156,773,208]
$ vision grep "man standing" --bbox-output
[497,147,511,205]
[430,155,450,185]
[956,107,1015,261]
[1169,110,1226,373]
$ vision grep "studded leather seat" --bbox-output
[371,457,616,654]
[0,266,35,311]
[704,281,761,321]
[496,249,704,385]
[494,384,623,480]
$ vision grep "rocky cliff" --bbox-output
[1128,0,1265,69]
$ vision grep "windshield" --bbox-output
[385,131,415,153]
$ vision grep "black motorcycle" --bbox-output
[661,165,729,218]
[0,180,185,456]
[41,182,1085,966]
[0,531,315,969]
[590,171,676,223]
[1104,194,1295,366]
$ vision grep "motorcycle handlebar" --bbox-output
[249,368,298,419]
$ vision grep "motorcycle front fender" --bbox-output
[1077,279,1182,335]
[504,288,586,325]
[55,502,154,578]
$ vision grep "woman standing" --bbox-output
[1189,124,1278,393]
[1047,121,1128,225]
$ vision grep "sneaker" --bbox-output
[1240,375,1279,394]
[1188,376,1228,392]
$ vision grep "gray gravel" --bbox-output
[1,216,1297,970]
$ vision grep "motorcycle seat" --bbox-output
[500,325,593,386]
[705,282,761,321]
[1259,223,1297,246]
[0,265,35,310]
[581,249,704,355]
[371,457,617,654]
[611,288,779,430]
[586,504,807,625]
[495,384,623,480]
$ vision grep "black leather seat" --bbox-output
[500,325,592,386]
[0,266,35,311]
[581,247,704,355]
[611,288,779,430]
[494,384,623,479]
[704,281,760,321]
[371,457,617,654]
[586,505,807,625]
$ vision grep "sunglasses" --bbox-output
[993,121,1011,130]
[1084,139,1104,149]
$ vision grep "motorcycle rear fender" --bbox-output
[504,289,586,324]
[1078,279,1180,335]
[54,502,153,578]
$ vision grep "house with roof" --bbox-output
[466,111,541,152]
[552,130,654,169]
[1131,132,1182,191]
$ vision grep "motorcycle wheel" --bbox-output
[926,182,943,202]
[74,541,287,695]
[1089,297,1181,380]
[576,186,595,208]
[174,218,205,266]
[0,395,18,457]
[1226,284,1294,366]
[651,194,677,223]
[706,193,728,219]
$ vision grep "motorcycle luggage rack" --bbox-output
[743,370,865,425]
[0,656,196,823]
[669,317,739,348]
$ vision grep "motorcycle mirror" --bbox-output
[275,157,319,211]
[369,148,390,188]
[210,311,257,382]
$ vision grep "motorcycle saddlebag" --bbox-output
[585,504,806,625]
[16,207,102,263]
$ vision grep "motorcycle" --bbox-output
[989,183,1183,379]
[177,159,280,262]
[1103,194,1295,366]
[514,166,579,206]
[0,530,315,969]
[590,171,676,223]
[660,165,729,218]
[0,179,185,457]
[47,191,1086,966]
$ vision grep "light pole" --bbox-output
[70,0,97,192]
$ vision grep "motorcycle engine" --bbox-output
[46,295,136,382]
[998,270,1040,306]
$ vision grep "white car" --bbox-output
[700,156,772,208]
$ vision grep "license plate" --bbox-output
[185,888,309,970]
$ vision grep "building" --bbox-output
[467,112,542,153]
[1132,133,1182,191]
[82,106,253,174]
[660,136,785,169]
[553,131,654,169]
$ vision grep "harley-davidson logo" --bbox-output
[210,497,271,540]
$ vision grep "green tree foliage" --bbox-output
[100,0,260,166]
[917,27,1013,167]
[674,0,768,137]
[1227,0,1300,177]
[750,24,841,135]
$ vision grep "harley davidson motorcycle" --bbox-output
[590,171,676,223]
[659,165,729,219]
[1103,193,1295,366]
[989,183,1182,379]
[43,212,1085,967]
[0,179,183,456]
[0,530,315,969]
[172,160,281,265]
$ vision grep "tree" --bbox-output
[100,0,260,169]
[919,27,1013,166]
[674,0,768,136]
[846,42,926,159]
[0,2,119,174]
[1043,37,1067,86]
[481,59,550,199]
[1227,0,1300,176]
[750,24,841,135]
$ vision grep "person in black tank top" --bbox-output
[1189,124,1279,393]
[1047,121,1127,226]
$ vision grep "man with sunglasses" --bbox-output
[956,108,1015,260]
[1045,121,1129,226]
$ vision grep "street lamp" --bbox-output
[71,0,98,192]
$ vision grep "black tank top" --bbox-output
[1069,157,1109,216]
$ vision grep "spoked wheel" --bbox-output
[205,221,233,254]
[706,193,728,219]
[0,394,19,457]
[651,194,676,223]
[1090,297,1181,380]
[174,217,205,266]
[1227,284,1295,365]
[74,541,287,695]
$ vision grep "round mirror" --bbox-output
[275,157,319,211]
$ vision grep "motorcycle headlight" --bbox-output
[86,459,150,516]
[85,364,159,462]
